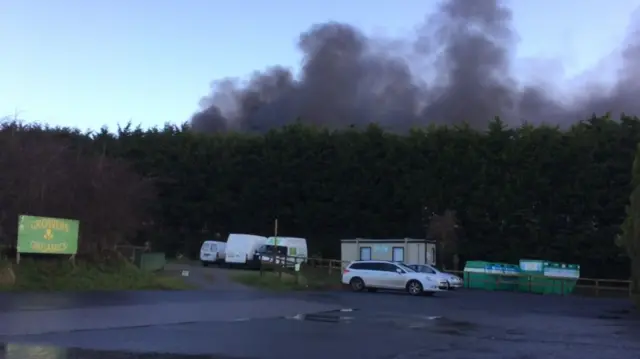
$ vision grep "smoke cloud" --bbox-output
[191,0,640,133]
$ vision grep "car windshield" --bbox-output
[411,264,440,273]
[425,265,440,273]
[396,263,416,272]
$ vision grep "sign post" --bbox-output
[16,215,80,264]
[273,219,281,278]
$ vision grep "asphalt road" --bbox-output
[0,290,260,312]
[0,277,639,358]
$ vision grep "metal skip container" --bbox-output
[463,261,521,291]
[518,259,580,295]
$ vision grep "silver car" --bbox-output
[408,264,463,290]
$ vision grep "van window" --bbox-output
[259,245,287,256]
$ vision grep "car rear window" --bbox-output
[349,262,386,271]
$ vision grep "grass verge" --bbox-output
[230,265,342,291]
[230,270,305,290]
[0,258,194,291]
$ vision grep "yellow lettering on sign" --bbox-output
[30,241,68,253]
[29,219,70,233]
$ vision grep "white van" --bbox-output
[259,236,308,268]
[224,234,267,268]
[199,240,226,267]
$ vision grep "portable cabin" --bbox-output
[340,238,436,266]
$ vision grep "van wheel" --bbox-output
[350,277,365,292]
[406,280,423,296]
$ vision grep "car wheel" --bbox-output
[406,280,423,296]
[350,277,365,292]
[446,281,451,290]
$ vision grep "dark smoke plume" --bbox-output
[191,0,640,133]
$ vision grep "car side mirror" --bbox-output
[396,269,403,274]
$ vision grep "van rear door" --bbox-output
[200,242,216,261]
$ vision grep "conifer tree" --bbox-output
[620,144,640,305]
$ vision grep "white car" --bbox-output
[408,264,464,290]
[342,260,446,296]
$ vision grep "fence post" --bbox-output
[328,261,333,275]
[280,253,286,279]
[595,279,600,297]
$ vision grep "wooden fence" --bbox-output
[107,249,636,298]
[443,269,632,297]
[305,258,634,298]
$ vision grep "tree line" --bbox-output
[1,116,639,280]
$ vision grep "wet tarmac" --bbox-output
[0,290,270,313]
[0,289,639,359]
[0,344,242,359]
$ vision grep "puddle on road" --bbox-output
[282,309,477,336]
[0,344,252,359]
[377,315,477,336]
[284,310,355,323]
[428,318,476,336]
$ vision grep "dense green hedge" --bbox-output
[4,116,640,279]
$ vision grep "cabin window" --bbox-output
[426,247,436,265]
[359,246,372,260]
[392,247,404,262]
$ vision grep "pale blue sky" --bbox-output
[1,0,639,130]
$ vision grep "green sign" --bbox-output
[17,215,79,254]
